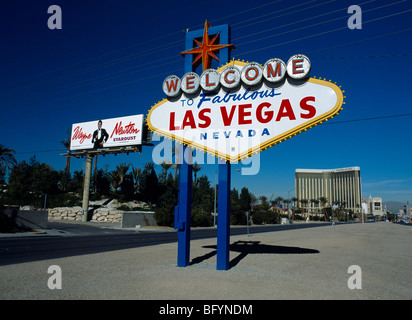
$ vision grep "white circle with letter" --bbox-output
[200,69,220,92]
[286,54,311,80]
[181,72,200,94]
[220,65,241,89]
[241,62,263,86]
[263,58,286,83]
[162,75,181,97]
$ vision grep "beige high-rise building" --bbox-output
[295,167,361,212]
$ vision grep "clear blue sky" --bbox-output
[1,0,411,203]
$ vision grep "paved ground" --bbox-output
[0,222,411,300]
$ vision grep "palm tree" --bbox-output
[332,201,341,221]
[300,198,307,210]
[72,170,84,194]
[319,196,328,221]
[0,144,17,175]
[259,195,268,204]
[172,144,181,181]
[284,198,291,216]
[131,166,141,194]
[270,200,276,209]
[315,199,320,217]
[301,198,308,219]
[291,196,298,222]
[93,155,98,180]
[116,163,130,185]
[340,201,348,221]
[108,170,120,192]
[159,161,172,184]
[274,196,284,207]
[192,163,201,185]
[61,128,71,172]
[144,161,155,176]
[273,196,284,214]
[356,203,362,222]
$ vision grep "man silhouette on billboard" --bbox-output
[92,120,109,149]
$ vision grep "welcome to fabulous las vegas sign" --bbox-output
[147,26,344,163]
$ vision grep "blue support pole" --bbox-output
[176,146,192,267]
[217,160,231,270]
[216,24,232,271]
[174,29,195,267]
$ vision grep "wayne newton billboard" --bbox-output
[70,114,143,151]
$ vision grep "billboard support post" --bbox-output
[81,154,93,222]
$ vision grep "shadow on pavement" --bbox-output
[191,240,319,269]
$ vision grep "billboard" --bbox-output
[70,114,143,151]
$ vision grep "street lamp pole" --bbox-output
[246,211,250,237]
[288,188,294,223]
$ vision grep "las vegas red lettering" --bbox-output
[168,97,316,131]
[110,121,140,138]
[72,126,91,144]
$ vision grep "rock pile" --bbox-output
[47,199,152,223]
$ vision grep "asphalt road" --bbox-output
[0,221,330,266]
[1,221,410,300]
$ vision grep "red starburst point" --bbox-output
[181,20,236,72]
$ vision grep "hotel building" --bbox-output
[295,167,362,212]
